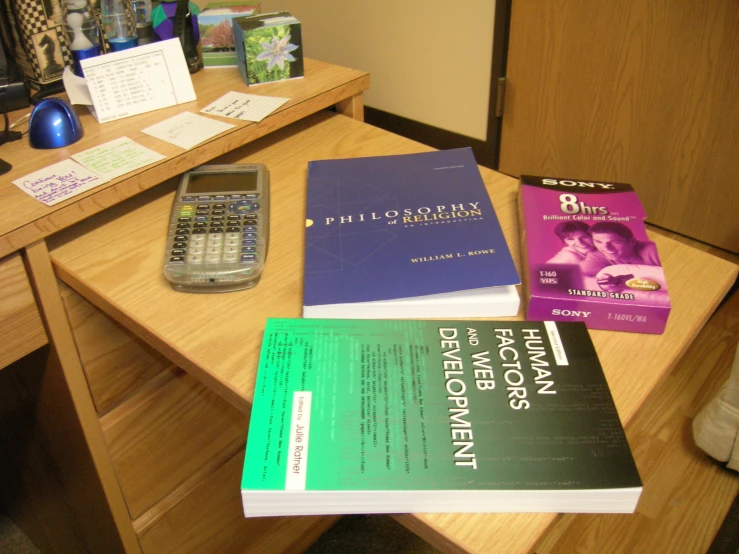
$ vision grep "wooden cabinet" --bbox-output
[59,285,336,553]
[499,0,739,253]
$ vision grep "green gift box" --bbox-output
[233,11,304,85]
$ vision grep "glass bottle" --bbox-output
[101,0,139,51]
[132,0,156,45]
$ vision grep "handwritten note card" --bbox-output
[201,92,290,122]
[141,112,235,150]
[13,160,109,206]
[71,137,166,180]
[79,39,196,123]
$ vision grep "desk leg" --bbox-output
[336,93,365,121]
[24,240,141,554]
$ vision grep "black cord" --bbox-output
[30,81,66,105]
[0,111,23,146]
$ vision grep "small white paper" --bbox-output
[71,137,166,180]
[141,111,235,149]
[77,39,196,124]
[13,159,109,206]
[201,91,290,122]
[63,66,94,105]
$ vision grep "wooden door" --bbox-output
[498,0,739,253]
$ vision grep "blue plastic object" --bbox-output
[28,98,84,149]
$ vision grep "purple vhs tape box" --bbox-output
[518,176,671,334]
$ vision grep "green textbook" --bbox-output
[241,319,642,517]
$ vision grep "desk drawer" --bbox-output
[60,284,172,414]
[137,449,338,554]
[100,367,248,520]
[0,253,47,369]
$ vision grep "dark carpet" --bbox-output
[708,490,739,554]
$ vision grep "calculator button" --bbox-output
[242,239,256,246]
[243,225,256,232]
[187,255,203,264]
[223,246,238,254]
[205,254,221,263]
[230,200,253,214]
[226,232,240,240]
[226,226,241,233]
[212,209,225,216]
[197,196,210,201]
[197,204,209,210]
[176,222,190,229]
[190,234,205,242]
[189,246,204,256]
[213,203,226,209]
[195,216,208,222]
[213,196,227,201]
[242,246,255,253]
[245,214,257,221]
[175,235,188,241]
[173,242,187,249]
[243,232,257,239]
[251,203,260,212]
[194,222,207,228]
[192,228,207,234]
[171,249,185,256]
[227,215,240,221]
[240,254,256,262]
[225,238,240,247]
[211,215,224,222]
[245,194,258,199]
[177,217,191,222]
[170,256,185,263]
[182,196,196,202]
[209,227,224,234]
[230,194,243,200]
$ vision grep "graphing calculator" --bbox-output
[163,164,269,293]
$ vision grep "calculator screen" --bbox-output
[186,171,259,193]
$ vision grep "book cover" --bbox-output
[232,11,304,85]
[241,318,642,517]
[198,4,261,68]
[303,148,521,319]
[518,176,671,334]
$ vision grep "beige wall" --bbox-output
[246,0,496,141]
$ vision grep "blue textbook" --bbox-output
[303,148,521,318]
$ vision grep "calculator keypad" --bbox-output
[168,194,262,266]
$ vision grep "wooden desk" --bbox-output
[46,112,738,553]
[0,60,369,552]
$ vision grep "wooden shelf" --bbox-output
[0,254,47,369]
[0,59,369,260]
